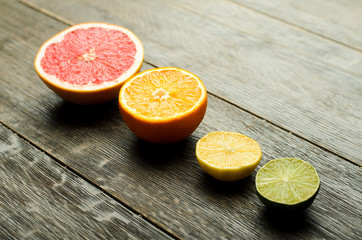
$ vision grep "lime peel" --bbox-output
[256,158,320,211]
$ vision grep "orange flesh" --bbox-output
[197,132,261,168]
[123,70,202,118]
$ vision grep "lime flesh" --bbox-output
[256,158,320,211]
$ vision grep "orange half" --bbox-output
[119,67,207,143]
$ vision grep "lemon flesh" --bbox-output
[256,158,320,211]
[196,131,262,181]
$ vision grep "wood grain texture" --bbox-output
[1,1,361,239]
[0,126,172,240]
[233,0,362,51]
[171,0,362,76]
[22,0,362,164]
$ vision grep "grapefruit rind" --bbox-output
[196,131,262,181]
[34,22,144,104]
[255,158,320,211]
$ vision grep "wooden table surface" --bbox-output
[1,0,361,239]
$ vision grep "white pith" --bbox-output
[35,23,143,91]
[79,47,97,62]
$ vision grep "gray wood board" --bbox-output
[1,1,361,238]
[168,0,362,76]
[233,0,362,50]
[21,0,362,164]
[0,125,172,240]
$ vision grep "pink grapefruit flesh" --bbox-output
[34,22,144,104]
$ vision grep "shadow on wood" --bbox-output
[199,173,254,197]
[260,208,313,233]
[131,138,192,170]
[51,99,120,127]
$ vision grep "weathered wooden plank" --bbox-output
[168,0,362,76]
[1,1,361,239]
[233,0,362,50]
[0,125,172,240]
[23,0,362,77]
[21,0,362,164]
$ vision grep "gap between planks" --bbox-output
[0,121,181,240]
[223,0,362,53]
[207,92,361,167]
[164,0,362,79]
[17,0,160,69]
[16,0,361,167]
[19,0,362,67]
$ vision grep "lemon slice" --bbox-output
[196,131,262,181]
[256,158,320,211]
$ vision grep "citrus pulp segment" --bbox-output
[196,131,262,181]
[34,22,144,104]
[119,67,207,143]
[256,158,320,211]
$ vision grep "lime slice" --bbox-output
[255,158,320,211]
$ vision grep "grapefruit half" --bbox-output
[34,22,144,104]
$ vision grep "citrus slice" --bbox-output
[196,131,262,181]
[34,22,144,104]
[119,67,207,143]
[256,158,320,211]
